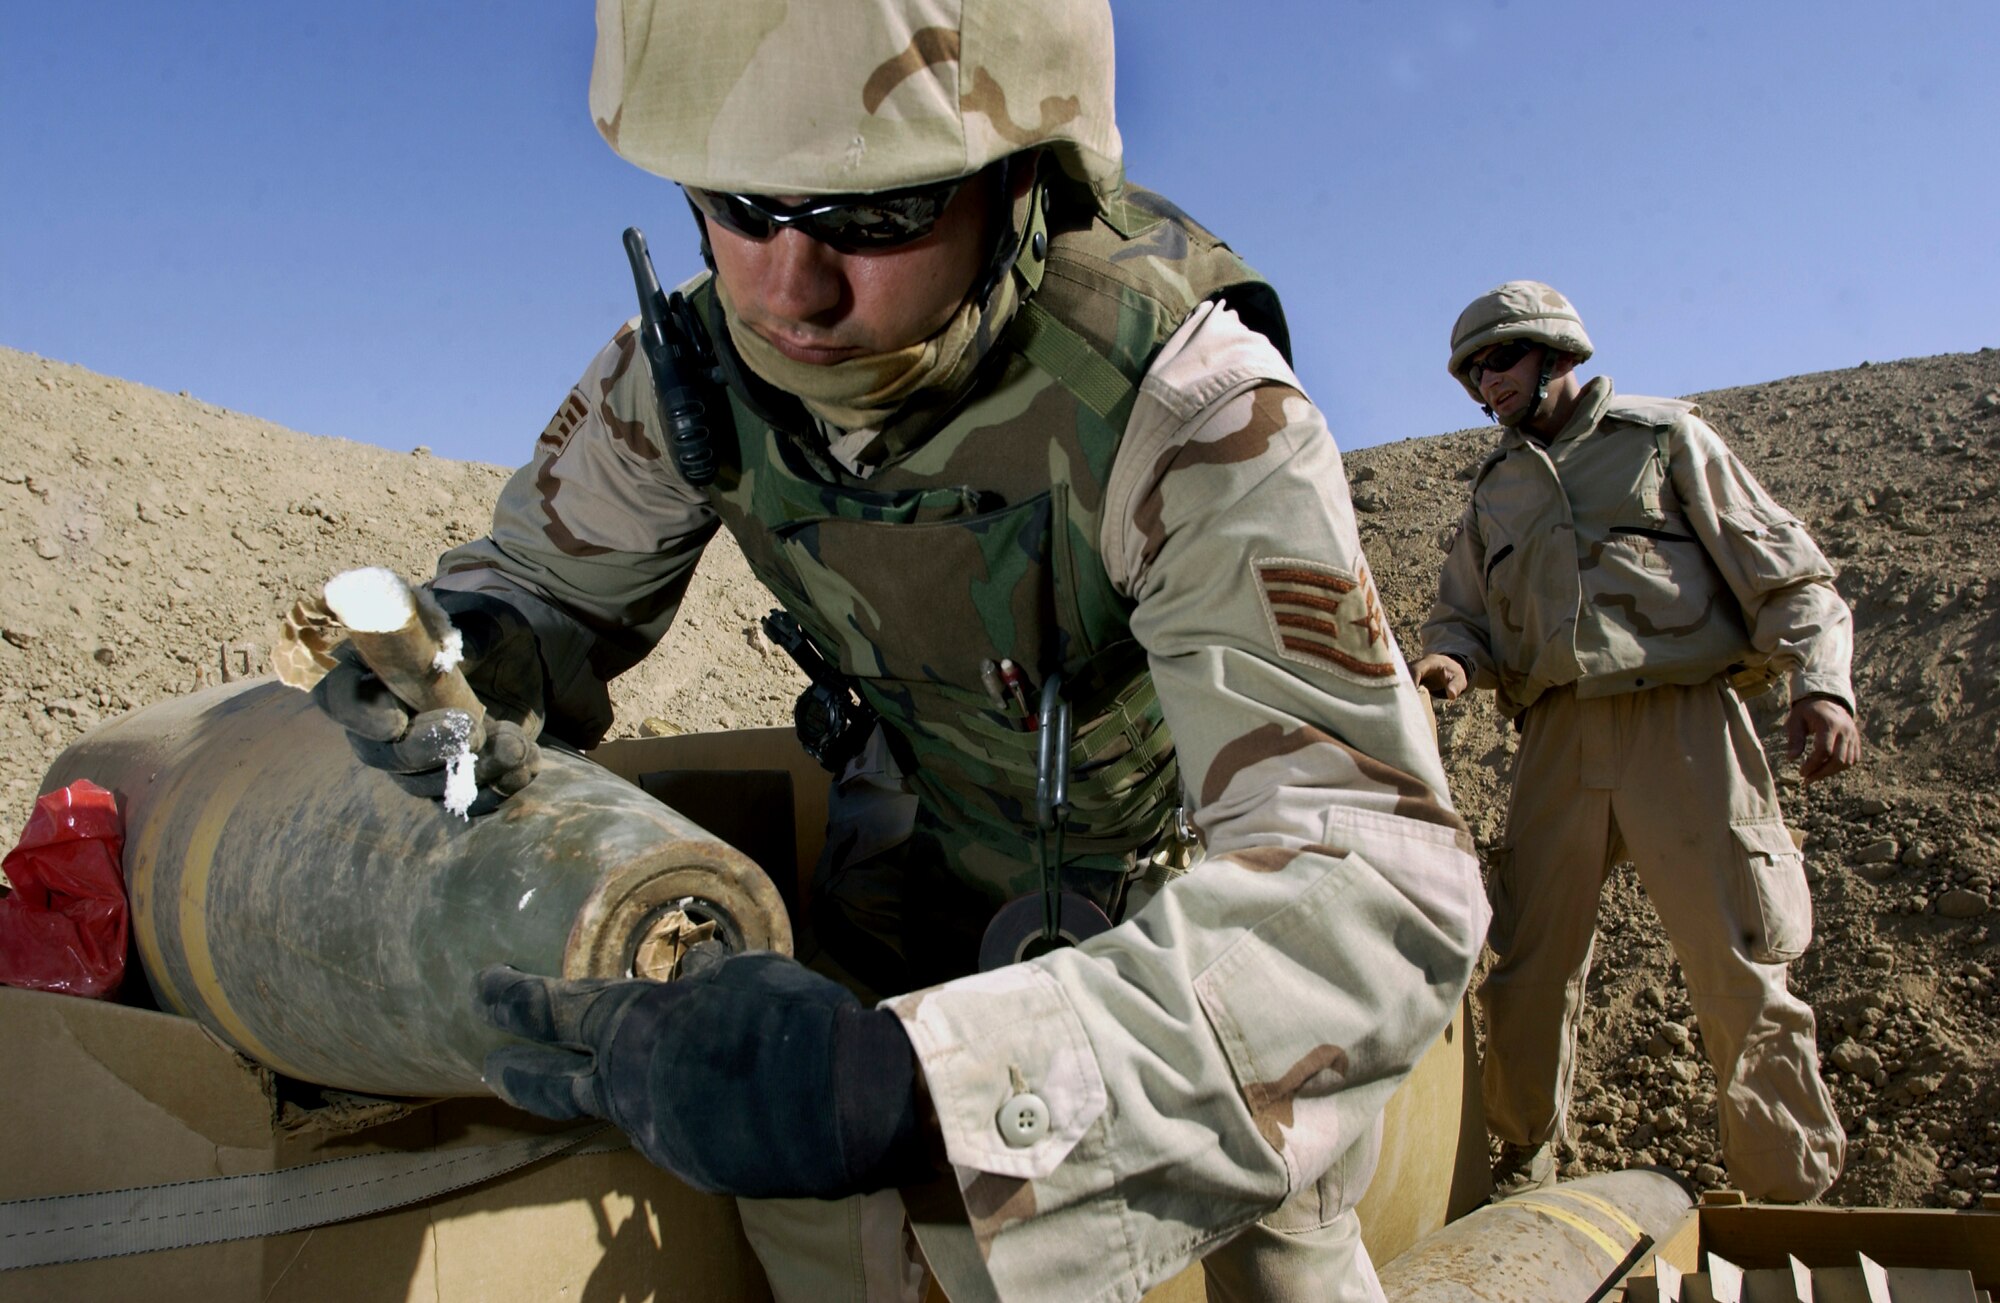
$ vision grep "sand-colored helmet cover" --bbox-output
[1448,280,1595,402]
[590,0,1123,199]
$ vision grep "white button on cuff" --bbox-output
[997,1092,1050,1147]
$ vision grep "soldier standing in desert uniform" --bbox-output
[1412,281,1860,1201]
[315,1,1486,1299]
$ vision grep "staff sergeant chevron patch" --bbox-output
[1254,557,1400,686]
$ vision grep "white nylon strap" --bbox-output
[1,1123,623,1271]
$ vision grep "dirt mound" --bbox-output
[0,344,805,842]
[3,342,1995,1209]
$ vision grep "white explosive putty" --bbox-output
[429,624,476,819]
[435,697,480,820]
[324,567,480,819]
[322,566,416,633]
[432,627,465,675]
[442,751,479,819]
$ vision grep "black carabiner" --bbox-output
[1033,673,1072,943]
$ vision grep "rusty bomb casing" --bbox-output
[38,677,790,1098]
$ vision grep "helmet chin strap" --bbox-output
[689,193,718,274]
[1487,345,1554,429]
[971,153,1035,307]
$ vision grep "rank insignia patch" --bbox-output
[1254,557,1399,685]
[538,389,591,453]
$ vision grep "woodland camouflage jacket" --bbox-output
[1422,377,1856,719]
[436,192,1486,1299]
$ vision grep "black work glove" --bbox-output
[474,953,937,1200]
[311,588,545,800]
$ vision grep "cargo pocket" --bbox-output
[1483,845,1517,958]
[1731,820,1812,962]
[1718,506,1831,589]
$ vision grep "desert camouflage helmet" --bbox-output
[1447,281,1595,403]
[589,0,1123,199]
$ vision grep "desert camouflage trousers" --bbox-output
[736,1193,1384,1303]
[1478,680,1846,1202]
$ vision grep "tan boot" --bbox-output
[1491,1141,1557,1198]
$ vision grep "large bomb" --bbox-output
[37,678,790,1097]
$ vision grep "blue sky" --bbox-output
[4,3,1995,467]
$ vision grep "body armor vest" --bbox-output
[699,185,1289,881]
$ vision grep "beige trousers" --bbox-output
[737,1132,1382,1302]
[738,1192,928,1303]
[737,1186,1382,1303]
[1479,680,1844,1202]
[1203,1208,1382,1303]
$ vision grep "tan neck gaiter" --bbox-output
[719,272,1017,432]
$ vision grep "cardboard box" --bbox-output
[0,983,773,1301]
[592,726,830,906]
[1618,1200,2000,1298]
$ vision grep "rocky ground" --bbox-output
[2,342,1995,1210]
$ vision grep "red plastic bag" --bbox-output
[0,779,129,999]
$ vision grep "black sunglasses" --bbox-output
[1463,339,1539,384]
[685,177,966,254]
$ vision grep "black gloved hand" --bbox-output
[312,587,545,800]
[474,953,937,1200]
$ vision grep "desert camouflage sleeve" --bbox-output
[886,303,1488,1301]
[1668,412,1856,711]
[1419,498,1504,689]
[431,321,719,745]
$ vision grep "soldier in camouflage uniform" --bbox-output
[1413,281,1861,1202]
[319,2,1488,1298]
